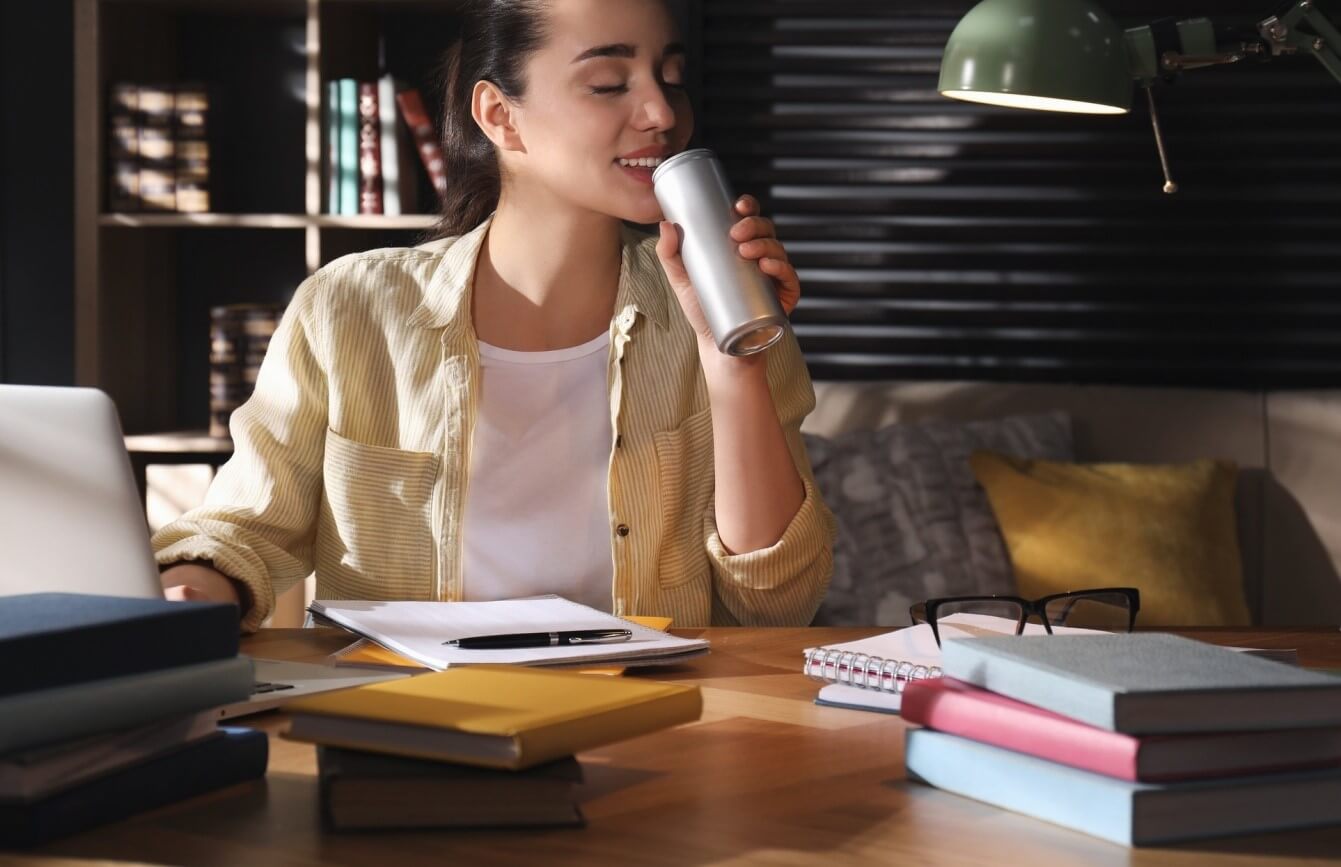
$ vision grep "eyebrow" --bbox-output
[571,41,686,64]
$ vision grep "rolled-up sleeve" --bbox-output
[702,333,836,625]
[152,273,329,632]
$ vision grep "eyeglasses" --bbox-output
[909,587,1140,647]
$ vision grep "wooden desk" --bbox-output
[25,627,1341,866]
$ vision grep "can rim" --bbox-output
[652,148,716,184]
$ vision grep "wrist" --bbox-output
[697,336,768,387]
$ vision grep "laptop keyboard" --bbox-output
[251,681,296,695]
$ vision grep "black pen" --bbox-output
[443,629,633,649]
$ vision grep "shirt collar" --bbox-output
[408,215,670,334]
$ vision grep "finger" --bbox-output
[734,194,760,216]
[655,220,690,286]
[759,257,802,313]
[163,584,202,602]
[730,215,776,242]
[737,237,788,262]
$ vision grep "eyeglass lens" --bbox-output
[1043,591,1134,631]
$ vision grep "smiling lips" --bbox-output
[615,150,668,186]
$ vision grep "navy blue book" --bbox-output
[0,593,239,698]
[0,726,267,847]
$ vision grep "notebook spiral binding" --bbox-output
[802,647,943,694]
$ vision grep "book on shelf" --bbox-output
[137,84,177,212]
[901,677,1341,782]
[377,74,403,216]
[318,746,585,830]
[173,83,211,214]
[209,303,284,438]
[338,78,359,215]
[106,81,210,214]
[357,82,383,214]
[107,83,139,211]
[327,79,341,214]
[327,76,421,216]
[396,88,448,203]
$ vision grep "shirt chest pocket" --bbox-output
[653,407,715,588]
[318,428,440,598]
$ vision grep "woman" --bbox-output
[155,0,834,631]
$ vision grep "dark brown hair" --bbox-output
[427,0,550,240]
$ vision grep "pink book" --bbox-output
[901,677,1341,782]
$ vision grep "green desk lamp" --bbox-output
[939,0,1341,191]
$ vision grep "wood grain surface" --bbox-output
[14,626,1341,866]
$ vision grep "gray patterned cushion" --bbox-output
[807,413,1073,626]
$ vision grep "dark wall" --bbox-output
[0,0,75,385]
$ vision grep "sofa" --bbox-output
[802,381,1341,627]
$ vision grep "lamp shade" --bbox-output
[938,0,1132,114]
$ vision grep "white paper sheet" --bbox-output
[309,595,710,671]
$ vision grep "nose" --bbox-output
[636,81,677,132]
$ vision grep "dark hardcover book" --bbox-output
[318,746,584,830]
[0,726,268,848]
[137,84,177,211]
[357,82,383,214]
[173,83,210,213]
[0,593,240,699]
[107,82,139,211]
[395,89,447,202]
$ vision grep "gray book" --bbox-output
[0,656,253,753]
[906,729,1341,847]
[941,633,1341,734]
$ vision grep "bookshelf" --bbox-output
[74,0,458,436]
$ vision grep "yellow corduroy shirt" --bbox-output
[152,217,836,632]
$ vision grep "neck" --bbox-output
[472,189,624,351]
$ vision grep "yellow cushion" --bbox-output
[969,452,1251,626]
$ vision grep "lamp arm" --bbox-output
[1260,0,1341,84]
[1124,1,1341,86]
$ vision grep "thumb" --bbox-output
[655,221,690,287]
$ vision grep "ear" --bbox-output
[471,80,526,153]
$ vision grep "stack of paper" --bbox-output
[309,596,709,670]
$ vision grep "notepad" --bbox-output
[308,596,708,671]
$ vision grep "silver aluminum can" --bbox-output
[652,148,790,356]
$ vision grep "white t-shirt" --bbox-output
[461,331,615,612]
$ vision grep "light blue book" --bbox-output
[0,656,253,754]
[906,729,1341,847]
[338,78,359,215]
[327,79,341,214]
[941,632,1341,734]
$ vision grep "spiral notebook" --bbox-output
[804,613,1102,714]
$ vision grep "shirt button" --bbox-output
[615,434,623,448]
[616,524,630,538]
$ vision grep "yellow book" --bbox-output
[281,665,702,770]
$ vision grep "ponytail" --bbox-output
[426,0,549,240]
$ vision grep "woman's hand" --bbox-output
[160,562,242,607]
[656,194,802,348]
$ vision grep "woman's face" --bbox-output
[503,0,693,224]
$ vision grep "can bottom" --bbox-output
[723,322,787,357]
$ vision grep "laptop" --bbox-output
[0,384,405,718]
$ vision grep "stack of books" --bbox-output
[107,82,211,213]
[326,76,444,215]
[0,593,265,847]
[903,633,1341,846]
[209,302,285,438]
[282,664,703,830]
